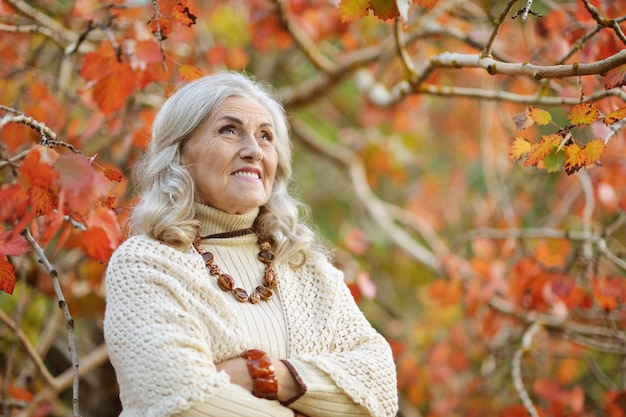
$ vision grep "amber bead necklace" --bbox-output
[192,228,278,304]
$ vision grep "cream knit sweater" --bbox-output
[104,205,398,417]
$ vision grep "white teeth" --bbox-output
[232,171,260,179]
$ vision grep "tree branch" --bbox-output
[22,229,81,416]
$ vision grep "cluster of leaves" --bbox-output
[509,103,626,174]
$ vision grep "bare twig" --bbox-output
[511,320,543,417]
[22,229,81,417]
[581,0,626,44]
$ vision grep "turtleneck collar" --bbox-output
[195,203,259,239]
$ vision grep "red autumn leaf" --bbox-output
[28,185,58,216]
[0,184,28,224]
[567,102,600,126]
[38,208,65,248]
[55,153,110,216]
[86,206,121,250]
[92,61,137,115]
[344,228,371,255]
[82,226,112,262]
[603,63,626,89]
[134,40,163,64]
[18,145,60,189]
[0,230,29,256]
[0,256,16,295]
[173,0,197,27]
[338,0,370,22]
[80,41,117,82]
[104,167,123,182]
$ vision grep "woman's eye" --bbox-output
[219,125,236,135]
[260,131,273,142]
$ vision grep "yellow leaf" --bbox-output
[564,144,586,175]
[583,138,605,166]
[567,102,600,125]
[509,137,531,161]
[528,106,552,125]
[525,134,560,167]
[604,106,626,125]
[513,106,552,130]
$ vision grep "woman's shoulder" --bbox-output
[109,234,195,267]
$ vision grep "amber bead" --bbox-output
[200,251,214,266]
[263,267,277,288]
[258,251,274,264]
[217,274,235,291]
[256,286,273,301]
[249,292,261,304]
[208,264,221,276]
[233,288,249,302]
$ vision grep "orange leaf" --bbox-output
[173,0,197,27]
[104,167,123,182]
[564,143,587,175]
[604,106,626,125]
[593,276,625,312]
[92,61,137,115]
[370,0,399,20]
[525,134,560,167]
[7,385,33,402]
[416,0,439,9]
[0,256,16,295]
[584,138,605,167]
[567,102,600,125]
[509,137,531,161]
[148,17,172,40]
[179,65,204,82]
[38,209,65,248]
[82,226,112,262]
[28,185,58,216]
[605,390,626,417]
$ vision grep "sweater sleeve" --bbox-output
[279,262,399,417]
[174,385,295,417]
[104,236,294,417]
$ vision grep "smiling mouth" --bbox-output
[232,171,260,179]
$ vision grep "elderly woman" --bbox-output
[103,71,398,417]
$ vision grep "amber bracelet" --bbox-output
[240,349,278,400]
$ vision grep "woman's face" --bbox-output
[182,95,278,214]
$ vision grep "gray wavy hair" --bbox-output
[129,71,325,264]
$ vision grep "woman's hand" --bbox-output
[215,357,301,403]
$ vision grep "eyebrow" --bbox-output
[217,115,273,129]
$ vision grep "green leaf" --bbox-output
[543,149,565,173]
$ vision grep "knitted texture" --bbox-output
[104,217,398,416]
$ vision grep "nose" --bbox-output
[239,135,263,161]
